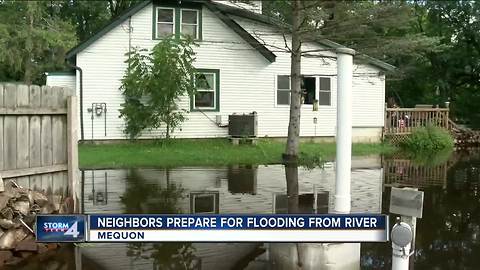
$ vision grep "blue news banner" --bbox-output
[37,214,388,243]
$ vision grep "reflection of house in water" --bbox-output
[227,165,258,195]
[79,156,383,270]
[273,192,329,214]
[86,171,109,206]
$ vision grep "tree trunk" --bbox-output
[285,164,299,214]
[24,2,35,84]
[285,162,303,268]
[284,0,303,162]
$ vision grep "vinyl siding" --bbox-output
[46,74,76,89]
[76,3,385,140]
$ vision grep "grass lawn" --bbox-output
[79,139,396,169]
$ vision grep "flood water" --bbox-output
[8,150,480,270]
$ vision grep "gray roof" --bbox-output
[66,0,395,71]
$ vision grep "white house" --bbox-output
[47,0,395,142]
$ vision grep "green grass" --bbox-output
[79,139,396,169]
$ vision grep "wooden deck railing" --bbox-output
[384,108,450,135]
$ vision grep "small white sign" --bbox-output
[389,187,424,218]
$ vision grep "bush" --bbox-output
[402,126,454,152]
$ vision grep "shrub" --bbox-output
[402,126,454,152]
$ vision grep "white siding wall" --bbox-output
[76,3,385,141]
[46,74,76,89]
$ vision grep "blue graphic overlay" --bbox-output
[89,214,387,230]
[36,215,86,242]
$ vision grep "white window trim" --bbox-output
[194,72,216,110]
[156,7,175,39]
[274,75,332,107]
[180,8,199,39]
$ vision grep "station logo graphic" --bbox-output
[36,215,86,242]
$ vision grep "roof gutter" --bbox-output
[66,60,85,141]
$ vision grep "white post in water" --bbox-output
[391,219,413,270]
[334,47,355,213]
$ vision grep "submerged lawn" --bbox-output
[79,139,395,169]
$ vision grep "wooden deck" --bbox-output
[384,107,449,135]
[384,106,480,146]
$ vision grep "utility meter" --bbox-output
[391,220,413,248]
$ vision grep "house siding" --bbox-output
[75,3,385,141]
[46,74,76,89]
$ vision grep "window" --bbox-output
[302,77,316,105]
[153,6,202,40]
[276,76,332,106]
[277,75,291,105]
[156,7,175,38]
[318,77,331,105]
[192,70,219,111]
[181,9,199,39]
[190,192,219,214]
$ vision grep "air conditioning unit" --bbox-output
[228,113,258,137]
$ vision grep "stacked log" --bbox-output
[0,181,69,267]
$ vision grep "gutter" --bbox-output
[66,60,85,141]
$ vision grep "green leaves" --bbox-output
[402,126,454,152]
[0,1,77,84]
[119,37,197,139]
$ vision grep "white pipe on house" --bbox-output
[334,47,355,213]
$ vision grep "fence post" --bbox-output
[445,102,450,130]
[67,96,80,213]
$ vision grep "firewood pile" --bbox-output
[0,180,71,267]
[449,119,480,146]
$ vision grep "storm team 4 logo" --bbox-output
[43,221,80,238]
[37,215,85,242]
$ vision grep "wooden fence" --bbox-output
[0,83,79,211]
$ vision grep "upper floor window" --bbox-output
[154,6,202,40]
[181,9,199,39]
[156,7,175,38]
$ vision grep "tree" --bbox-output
[0,1,76,84]
[284,0,304,162]
[119,37,197,139]
[58,0,141,42]
[59,1,111,42]
[121,169,197,269]
[108,0,142,17]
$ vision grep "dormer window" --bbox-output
[156,8,175,38]
[181,9,199,39]
[153,5,202,40]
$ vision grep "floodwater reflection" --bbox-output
[7,150,480,269]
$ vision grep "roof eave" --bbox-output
[204,2,276,63]
[65,0,152,60]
